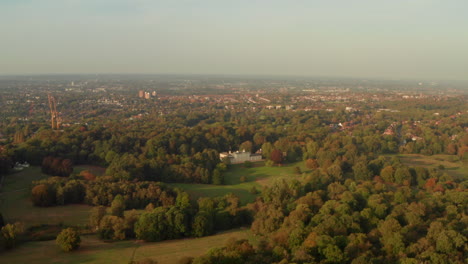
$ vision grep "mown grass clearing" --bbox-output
[0,167,92,227]
[0,161,307,227]
[396,154,467,180]
[170,161,307,204]
[0,229,251,264]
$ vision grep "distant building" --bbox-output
[138,90,144,98]
[13,162,30,171]
[220,150,262,164]
[144,92,151,99]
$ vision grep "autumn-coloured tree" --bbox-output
[305,158,319,170]
[80,170,96,181]
[424,178,437,191]
[42,156,73,177]
[31,184,55,206]
[270,149,284,165]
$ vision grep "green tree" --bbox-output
[394,167,412,185]
[352,161,372,181]
[111,194,125,217]
[56,228,81,252]
[327,164,343,181]
[239,141,253,153]
[322,244,347,263]
[176,191,191,210]
[98,215,126,240]
[192,211,214,237]
[135,207,168,242]
[124,209,139,238]
[380,166,395,183]
[1,222,24,249]
[378,218,405,255]
[212,169,223,185]
[261,142,274,159]
[89,206,107,230]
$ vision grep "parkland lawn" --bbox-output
[394,154,467,181]
[0,166,92,227]
[0,161,306,226]
[0,228,252,264]
[0,164,261,263]
[169,161,307,204]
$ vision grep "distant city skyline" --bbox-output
[1,0,467,80]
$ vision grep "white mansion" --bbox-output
[219,150,262,164]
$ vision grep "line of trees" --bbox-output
[88,192,252,242]
[31,177,177,208]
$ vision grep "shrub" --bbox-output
[1,222,24,249]
[56,228,81,252]
[265,160,275,167]
[31,184,55,207]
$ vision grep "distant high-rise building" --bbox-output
[138,90,144,98]
[144,92,151,99]
[151,91,157,97]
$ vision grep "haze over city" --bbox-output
[1,0,467,80]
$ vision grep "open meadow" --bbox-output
[396,154,467,181]
[0,228,252,264]
[1,161,306,226]
[0,167,92,227]
[0,162,301,263]
[169,161,307,204]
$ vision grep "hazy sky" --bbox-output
[1,0,467,80]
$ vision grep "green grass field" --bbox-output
[1,161,306,226]
[0,162,301,263]
[0,167,92,227]
[0,228,251,264]
[170,161,307,204]
[396,154,467,181]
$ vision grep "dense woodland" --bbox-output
[191,165,467,263]
[2,96,467,183]
[0,85,467,263]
